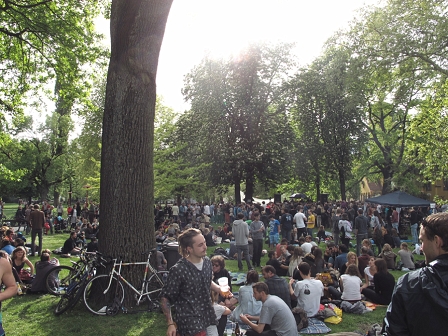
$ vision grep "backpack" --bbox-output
[340,223,346,239]
[292,306,308,331]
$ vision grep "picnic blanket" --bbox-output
[229,272,265,286]
[299,318,331,334]
[229,318,331,335]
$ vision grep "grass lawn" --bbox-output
[0,203,419,335]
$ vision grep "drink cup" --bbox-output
[217,277,230,298]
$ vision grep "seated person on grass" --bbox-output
[29,250,60,293]
[61,231,81,257]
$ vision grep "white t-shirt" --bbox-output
[340,274,362,301]
[293,212,307,228]
[293,279,324,317]
[300,242,313,254]
[206,303,226,336]
[364,267,375,287]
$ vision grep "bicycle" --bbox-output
[52,251,107,315]
[83,248,168,316]
[45,250,99,296]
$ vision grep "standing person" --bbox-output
[384,212,448,335]
[354,209,369,256]
[29,204,44,257]
[293,207,307,239]
[232,213,253,271]
[70,206,78,229]
[171,203,179,223]
[240,282,297,336]
[250,212,264,268]
[57,202,63,217]
[161,228,226,336]
[338,213,352,248]
[268,215,281,250]
[332,209,342,246]
[0,251,18,332]
[409,207,420,246]
[306,209,315,237]
[391,207,399,233]
[289,263,323,317]
[280,208,293,243]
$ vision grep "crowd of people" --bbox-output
[0,200,100,298]
[156,198,448,336]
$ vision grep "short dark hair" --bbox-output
[339,244,348,253]
[237,213,244,219]
[298,262,310,275]
[421,213,448,252]
[262,265,276,275]
[252,282,269,295]
[267,251,276,259]
[246,270,259,284]
[41,253,50,262]
[361,246,369,254]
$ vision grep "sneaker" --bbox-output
[402,267,409,271]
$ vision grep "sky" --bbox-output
[96,0,381,113]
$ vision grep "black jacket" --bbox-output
[384,254,448,335]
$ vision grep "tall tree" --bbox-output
[288,47,365,200]
[180,43,296,202]
[99,0,173,302]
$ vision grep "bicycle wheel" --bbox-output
[146,271,168,302]
[54,289,78,315]
[45,265,75,296]
[83,275,124,316]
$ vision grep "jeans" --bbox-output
[282,229,291,242]
[31,229,43,256]
[411,223,418,244]
[333,232,340,246]
[252,239,263,267]
[236,244,253,270]
[392,222,399,233]
[356,233,368,256]
[307,228,314,237]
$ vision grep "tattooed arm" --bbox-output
[161,296,176,336]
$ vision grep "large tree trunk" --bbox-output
[99,0,173,306]
[338,168,346,201]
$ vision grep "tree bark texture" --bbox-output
[99,0,173,302]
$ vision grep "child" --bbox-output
[206,290,231,336]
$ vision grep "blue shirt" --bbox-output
[269,220,280,234]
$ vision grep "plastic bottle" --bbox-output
[17,282,23,295]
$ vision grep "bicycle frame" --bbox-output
[103,252,164,306]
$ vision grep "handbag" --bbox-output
[291,306,308,331]
[19,269,33,282]
[315,273,332,286]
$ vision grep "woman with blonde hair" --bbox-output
[339,251,358,275]
[288,246,304,277]
[378,243,397,269]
